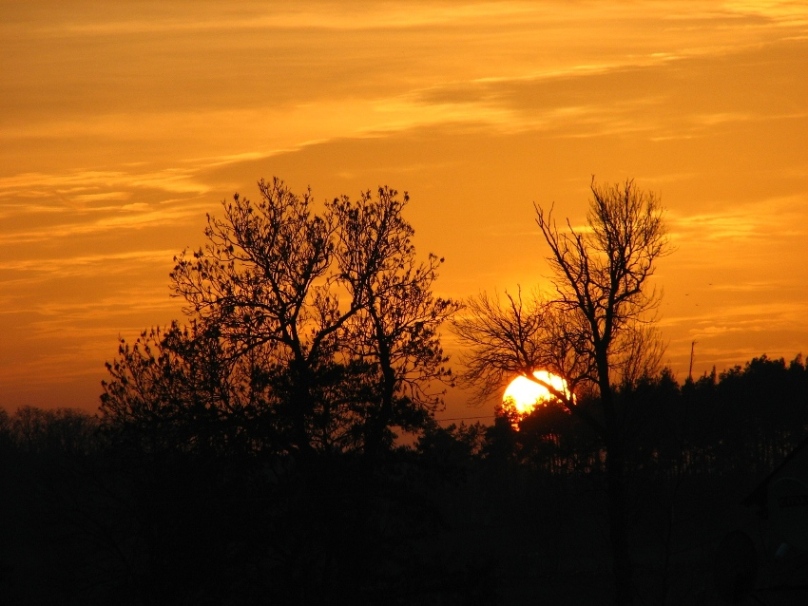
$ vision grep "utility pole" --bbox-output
[688,341,697,381]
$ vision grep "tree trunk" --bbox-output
[598,352,633,605]
[364,316,396,463]
[606,435,633,605]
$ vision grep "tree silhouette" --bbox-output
[102,178,457,461]
[93,178,467,604]
[330,191,458,459]
[453,178,668,604]
[100,321,249,456]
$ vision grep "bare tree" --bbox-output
[453,290,538,395]
[453,178,668,604]
[453,288,596,405]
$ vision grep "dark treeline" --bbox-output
[2,353,807,605]
[488,354,808,480]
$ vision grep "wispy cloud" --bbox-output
[0,2,661,38]
[668,300,805,328]
[723,0,808,23]
[0,202,209,245]
[28,292,180,330]
[0,287,183,386]
[0,249,177,279]
[668,194,807,243]
[0,168,209,197]
[8,1,804,40]
[71,191,132,204]
[0,165,216,245]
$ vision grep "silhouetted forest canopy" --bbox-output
[2,179,807,605]
[3,355,808,604]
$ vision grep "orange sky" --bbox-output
[2,1,807,421]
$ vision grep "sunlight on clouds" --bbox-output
[0,250,178,280]
[1,1,806,411]
[709,280,791,293]
[669,195,807,243]
[686,303,808,347]
[662,300,806,330]
[692,112,754,126]
[373,97,516,133]
[0,168,209,197]
[0,351,108,384]
[672,213,762,241]
[240,2,548,31]
[12,1,803,39]
[3,1,805,179]
[71,191,132,204]
[7,2,688,38]
[30,293,179,328]
[11,2,545,36]
[0,166,213,245]
[660,298,808,376]
[724,0,808,22]
[120,202,151,212]
[0,203,63,220]
[0,288,184,388]
[0,202,210,245]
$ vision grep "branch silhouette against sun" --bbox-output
[452,177,669,605]
[452,288,600,429]
[452,288,546,397]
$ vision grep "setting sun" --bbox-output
[502,370,572,417]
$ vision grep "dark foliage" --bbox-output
[3,354,807,604]
[100,179,458,462]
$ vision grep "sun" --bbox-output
[502,370,572,417]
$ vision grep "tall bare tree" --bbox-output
[453,178,668,604]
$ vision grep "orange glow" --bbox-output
[0,3,807,414]
[502,370,572,418]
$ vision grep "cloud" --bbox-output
[2,2,804,196]
[71,191,132,204]
[723,0,808,23]
[0,249,178,279]
[27,292,180,331]
[0,201,210,245]
[0,168,209,197]
[661,300,807,346]
[8,1,804,41]
[0,2,638,38]
[668,193,807,244]
[0,286,184,387]
[0,165,217,245]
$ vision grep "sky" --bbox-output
[1,1,807,421]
